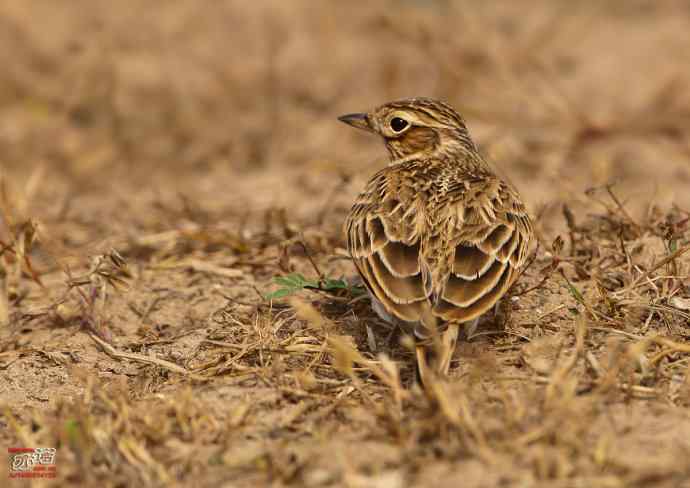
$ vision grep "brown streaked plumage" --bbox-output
[339,97,532,384]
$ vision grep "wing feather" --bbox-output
[354,257,424,322]
[453,244,494,279]
[442,260,507,307]
[368,252,427,304]
[435,266,515,322]
[379,241,421,277]
[345,165,531,333]
[433,181,530,324]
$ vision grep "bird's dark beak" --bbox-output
[338,113,372,132]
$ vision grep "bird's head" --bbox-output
[338,97,475,160]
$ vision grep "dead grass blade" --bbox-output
[89,332,207,381]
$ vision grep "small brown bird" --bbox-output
[339,98,532,385]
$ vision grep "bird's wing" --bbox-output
[345,171,433,325]
[431,177,532,324]
[345,170,531,335]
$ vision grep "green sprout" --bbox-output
[265,273,365,300]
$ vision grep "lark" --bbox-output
[339,98,532,385]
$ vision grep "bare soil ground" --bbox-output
[2,1,690,487]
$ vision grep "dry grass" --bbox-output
[1,1,690,487]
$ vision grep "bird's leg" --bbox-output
[416,321,463,386]
[415,345,433,387]
[437,323,460,376]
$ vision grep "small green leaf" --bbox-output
[321,278,349,290]
[274,273,303,287]
[272,277,292,287]
[266,273,369,300]
[64,419,81,446]
[350,285,367,297]
[208,453,223,466]
[265,288,295,300]
[281,273,318,288]
[564,280,584,304]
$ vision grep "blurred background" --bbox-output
[2,4,690,485]
[1,0,690,241]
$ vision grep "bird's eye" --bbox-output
[389,117,409,133]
